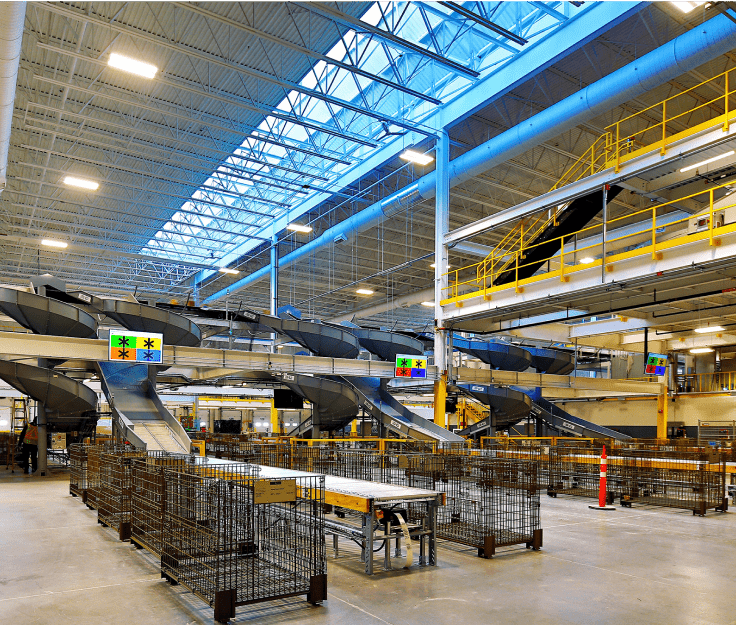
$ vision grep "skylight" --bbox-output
[142,2,580,267]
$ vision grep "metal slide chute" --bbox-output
[100,299,201,347]
[455,384,532,437]
[0,360,97,432]
[526,347,575,375]
[454,337,532,371]
[531,397,631,440]
[279,374,361,437]
[96,361,191,452]
[240,309,360,359]
[0,287,97,338]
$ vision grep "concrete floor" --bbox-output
[1,470,734,625]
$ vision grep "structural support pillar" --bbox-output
[434,129,450,429]
[270,233,279,353]
[270,399,280,436]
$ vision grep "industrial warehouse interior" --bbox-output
[1,1,736,623]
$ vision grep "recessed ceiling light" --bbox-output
[694,325,725,333]
[356,288,374,295]
[218,268,239,275]
[400,149,434,166]
[41,239,68,248]
[430,263,451,269]
[63,176,99,190]
[690,347,714,354]
[680,150,734,173]
[421,301,435,307]
[671,1,707,13]
[108,52,158,79]
[579,256,595,264]
[287,223,312,233]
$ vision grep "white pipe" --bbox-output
[0,2,25,194]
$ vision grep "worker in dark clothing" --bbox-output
[18,421,38,473]
[675,425,687,439]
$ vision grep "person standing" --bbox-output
[19,421,38,473]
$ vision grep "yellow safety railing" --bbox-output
[443,177,736,303]
[677,372,736,394]
[450,67,736,304]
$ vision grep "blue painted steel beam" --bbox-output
[198,2,639,298]
[203,9,736,305]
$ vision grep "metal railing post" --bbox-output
[661,100,667,156]
[709,188,715,246]
[725,70,730,133]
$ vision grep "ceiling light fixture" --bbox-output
[218,268,240,275]
[421,301,435,307]
[671,1,707,13]
[63,176,99,190]
[680,150,734,173]
[430,263,451,269]
[690,347,714,354]
[41,239,68,248]
[108,52,158,79]
[356,288,374,295]
[694,325,724,333]
[579,256,595,264]
[400,149,434,166]
[287,223,312,233]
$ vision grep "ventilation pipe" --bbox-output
[0,2,25,195]
[202,10,736,305]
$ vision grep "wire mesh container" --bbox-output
[159,462,326,622]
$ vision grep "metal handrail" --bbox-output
[452,68,736,300]
[444,177,736,301]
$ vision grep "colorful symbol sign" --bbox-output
[395,355,427,378]
[109,330,164,364]
[645,353,667,376]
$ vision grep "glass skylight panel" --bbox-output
[144,1,582,263]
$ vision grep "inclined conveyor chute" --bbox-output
[0,360,97,432]
[495,185,623,286]
[453,337,532,371]
[97,361,191,452]
[0,287,97,338]
[531,397,632,440]
[101,299,202,347]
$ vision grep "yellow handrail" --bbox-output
[449,67,736,302]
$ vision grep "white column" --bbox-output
[270,232,279,353]
[434,129,450,374]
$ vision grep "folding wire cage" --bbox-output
[290,447,380,481]
[83,443,128,509]
[544,446,620,503]
[97,449,149,539]
[617,449,728,515]
[130,454,199,556]
[0,432,12,469]
[69,443,89,502]
[378,451,542,556]
[159,462,326,623]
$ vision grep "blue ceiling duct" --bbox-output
[202,11,736,304]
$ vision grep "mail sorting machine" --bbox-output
[251,463,445,576]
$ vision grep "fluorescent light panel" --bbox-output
[694,326,724,333]
[218,268,239,275]
[579,256,595,264]
[430,263,451,269]
[41,239,68,248]
[421,301,435,307]
[400,149,434,166]
[690,347,714,354]
[63,176,99,190]
[680,150,734,173]
[287,223,312,233]
[356,288,374,295]
[108,52,158,78]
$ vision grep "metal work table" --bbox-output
[207,458,445,575]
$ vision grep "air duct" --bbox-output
[203,10,736,305]
[0,2,25,195]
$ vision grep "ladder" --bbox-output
[6,398,27,472]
